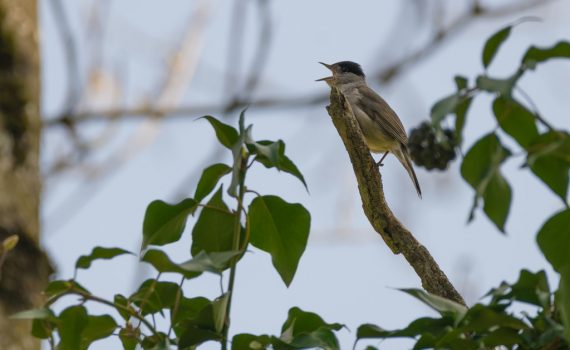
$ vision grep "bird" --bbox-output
[317,61,422,198]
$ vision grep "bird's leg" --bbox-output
[376,151,390,167]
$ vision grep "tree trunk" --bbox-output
[0,0,51,349]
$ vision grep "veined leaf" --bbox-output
[248,196,310,286]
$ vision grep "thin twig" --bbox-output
[43,94,327,127]
[47,288,160,338]
[222,155,248,350]
[45,0,554,127]
[515,86,556,131]
[225,0,248,103]
[48,0,82,113]
[196,203,234,216]
[239,0,273,104]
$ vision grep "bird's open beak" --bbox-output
[316,62,333,82]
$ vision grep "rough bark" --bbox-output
[0,0,51,349]
[325,88,466,306]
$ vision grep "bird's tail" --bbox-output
[394,145,422,198]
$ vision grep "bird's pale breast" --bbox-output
[344,91,398,153]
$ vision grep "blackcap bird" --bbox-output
[318,61,422,198]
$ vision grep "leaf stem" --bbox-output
[46,287,162,338]
[515,86,555,131]
[196,203,234,216]
[222,154,248,350]
[75,290,161,338]
[134,273,161,335]
[168,276,186,338]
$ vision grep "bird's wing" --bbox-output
[356,85,408,145]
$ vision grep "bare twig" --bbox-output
[43,94,327,127]
[45,1,213,233]
[239,0,273,104]
[48,0,81,113]
[225,0,248,103]
[325,88,465,305]
[44,0,554,128]
[375,0,554,83]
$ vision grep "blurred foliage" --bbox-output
[13,22,570,350]
[357,270,566,350]
[14,113,318,349]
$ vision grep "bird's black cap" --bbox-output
[336,61,365,77]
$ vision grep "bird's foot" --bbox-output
[376,151,390,167]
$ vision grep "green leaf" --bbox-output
[171,296,210,334]
[510,270,551,307]
[475,73,521,97]
[11,308,54,320]
[482,171,512,233]
[357,324,390,339]
[15,308,59,340]
[179,250,242,274]
[559,266,570,344]
[131,280,180,316]
[537,209,570,272]
[232,334,272,350]
[450,76,473,144]
[195,163,232,203]
[75,246,133,270]
[454,76,468,90]
[58,306,88,350]
[431,94,460,125]
[201,115,239,149]
[482,328,524,347]
[150,339,171,350]
[228,127,249,198]
[460,304,528,332]
[143,249,240,278]
[251,140,307,190]
[493,97,538,148]
[398,288,468,322]
[527,131,570,201]
[57,307,116,350]
[487,269,551,308]
[434,334,478,350]
[142,198,197,250]
[114,294,132,321]
[81,314,118,346]
[357,318,452,340]
[119,327,140,350]
[212,293,229,333]
[45,279,90,298]
[32,316,57,339]
[455,96,473,145]
[191,186,235,256]
[141,249,202,279]
[461,133,512,232]
[482,26,512,68]
[249,195,311,286]
[141,334,170,350]
[523,41,570,69]
[177,296,224,348]
[279,307,343,350]
[414,333,438,350]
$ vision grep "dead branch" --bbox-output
[325,87,466,305]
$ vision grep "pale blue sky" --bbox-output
[39,1,570,349]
